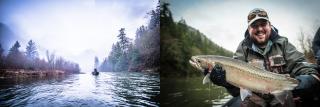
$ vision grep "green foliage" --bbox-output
[160,3,233,77]
[115,54,129,72]
[117,28,131,54]
[106,29,132,72]
[100,4,160,72]
[109,43,122,66]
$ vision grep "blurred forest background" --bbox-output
[160,3,233,77]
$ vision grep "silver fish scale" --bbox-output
[201,55,297,84]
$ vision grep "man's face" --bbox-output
[248,19,272,47]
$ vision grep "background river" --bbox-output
[0,72,160,107]
[161,76,231,107]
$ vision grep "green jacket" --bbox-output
[223,27,320,106]
[234,27,318,77]
[226,27,319,98]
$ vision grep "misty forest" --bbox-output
[0,40,80,75]
[0,5,160,75]
[98,5,160,73]
[0,1,160,106]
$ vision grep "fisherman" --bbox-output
[205,8,320,107]
[312,27,320,65]
[92,68,99,75]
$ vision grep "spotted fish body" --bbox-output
[189,55,298,104]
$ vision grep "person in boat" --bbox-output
[205,8,320,107]
[92,68,99,75]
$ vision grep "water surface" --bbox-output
[161,76,230,107]
[0,72,160,107]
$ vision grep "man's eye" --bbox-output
[251,24,258,28]
[261,22,267,26]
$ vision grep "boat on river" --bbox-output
[92,68,99,75]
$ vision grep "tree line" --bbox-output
[160,3,233,76]
[0,40,80,73]
[98,3,160,72]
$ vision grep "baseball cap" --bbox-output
[248,8,269,26]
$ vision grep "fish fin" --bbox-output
[271,90,290,105]
[203,74,211,84]
[240,88,252,101]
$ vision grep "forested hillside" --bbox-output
[98,4,160,72]
[160,3,233,76]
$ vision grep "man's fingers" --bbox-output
[207,63,213,72]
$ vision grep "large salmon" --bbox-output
[189,55,298,104]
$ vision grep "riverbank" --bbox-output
[140,67,159,73]
[0,69,65,78]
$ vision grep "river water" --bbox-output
[161,76,231,107]
[0,72,160,107]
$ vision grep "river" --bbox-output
[161,76,231,107]
[0,72,160,107]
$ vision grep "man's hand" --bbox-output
[204,64,231,87]
[203,64,213,75]
[209,64,227,86]
[204,65,240,97]
[292,75,320,98]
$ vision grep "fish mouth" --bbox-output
[189,56,203,71]
[189,57,196,67]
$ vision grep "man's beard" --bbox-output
[251,30,270,47]
[250,36,269,47]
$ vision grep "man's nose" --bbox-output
[257,25,264,31]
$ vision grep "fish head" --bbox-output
[189,55,215,72]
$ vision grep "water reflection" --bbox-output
[0,72,159,107]
[161,76,230,107]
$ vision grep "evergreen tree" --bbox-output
[115,54,129,72]
[8,41,20,56]
[6,41,26,69]
[148,3,160,29]
[117,28,131,54]
[108,43,122,71]
[26,40,39,60]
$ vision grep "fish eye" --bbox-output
[198,60,201,63]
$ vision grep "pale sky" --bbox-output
[0,0,158,72]
[164,0,320,53]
